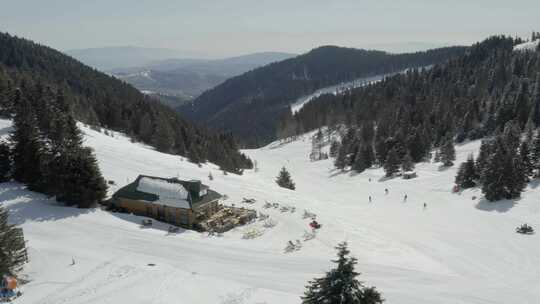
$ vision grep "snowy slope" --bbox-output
[514,40,540,51]
[2,119,540,304]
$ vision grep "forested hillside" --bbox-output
[0,32,252,173]
[288,35,540,199]
[180,45,468,147]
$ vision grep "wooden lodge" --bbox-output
[111,175,221,229]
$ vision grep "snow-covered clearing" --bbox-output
[514,40,539,52]
[2,119,540,303]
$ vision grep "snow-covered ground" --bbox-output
[2,119,540,303]
[514,40,540,51]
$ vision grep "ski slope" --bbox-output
[2,119,540,304]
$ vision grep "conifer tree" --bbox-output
[0,141,11,182]
[481,137,526,201]
[439,138,456,167]
[383,147,400,177]
[0,206,27,276]
[455,154,478,188]
[302,242,383,304]
[401,152,415,172]
[10,89,46,190]
[531,133,540,176]
[329,140,340,158]
[518,141,533,180]
[276,167,296,190]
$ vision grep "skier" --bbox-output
[71,257,76,266]
[423,203,427,210]
[385,188,389,195]
[403,194,407,202]
[369,178,372,182]
[369,196,372,203]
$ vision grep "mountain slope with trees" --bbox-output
[288,35,540,200]
[179,45,468,147]
[0,32,252,173]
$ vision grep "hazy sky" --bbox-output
[2,0,539,57]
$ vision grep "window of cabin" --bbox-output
[199,189,207,196]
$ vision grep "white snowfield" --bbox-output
[513,40,540,51]
[2,119,540,303]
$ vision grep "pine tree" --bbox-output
[383,147,400,177]
[0,206,27,276]
[276,167,296,190]
[10,89,46,190]
[401,152,415,172]
[439,139,456,167]
[329,140,340,158]
[455,154,478,188]
[532,133,540,177]
[518,141,533,180]
[302,242,383,304]
[481,137,526,201]
[0,141,11,182]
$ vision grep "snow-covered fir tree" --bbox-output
[455,154,479,189]
[401,152,415,172]
[276,167,295,190]
[0,141,11,182]
[302,242,383,304]
[0,205,27,276]
[439,138,456,167]
[383,147,400,177]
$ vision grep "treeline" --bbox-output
[181,45,468,147]
[1,85,107,208]
[0,32,252,173]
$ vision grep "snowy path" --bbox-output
[1,120,540,303]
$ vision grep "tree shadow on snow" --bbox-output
[0,182,94,224]
[475,197,516,213]
[328,169,348,178]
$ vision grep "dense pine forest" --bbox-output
[0,32,252,173]
[288,35,540,201]
[180,45,468,147]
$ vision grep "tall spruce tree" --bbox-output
[481,137,526,201]
[0,206,27,276]
[401,152,415,172]
[455,154,478,188]
[383,147,400,177]
[276,167,296,190]
[0,141,11,182]
[302,242,383,304]
[439,138,456,167]
[10,89,46,191]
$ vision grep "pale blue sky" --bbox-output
[2,0,539,57]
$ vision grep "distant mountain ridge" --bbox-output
[65,46,210,71]
[178,45,468,147]
[109,52,296,103]
[0,32,252,173]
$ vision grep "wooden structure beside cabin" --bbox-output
[112,175,221,229]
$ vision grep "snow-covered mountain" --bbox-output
[3,119,540,303]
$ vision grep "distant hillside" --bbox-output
[110,52,296,103]
[65,46,206,71]
[0,32,252,173]
[179,45,468,147]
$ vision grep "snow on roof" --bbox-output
[137,177,191,209]
[513,40,539,52]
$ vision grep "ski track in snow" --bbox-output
[1,119,540,303]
